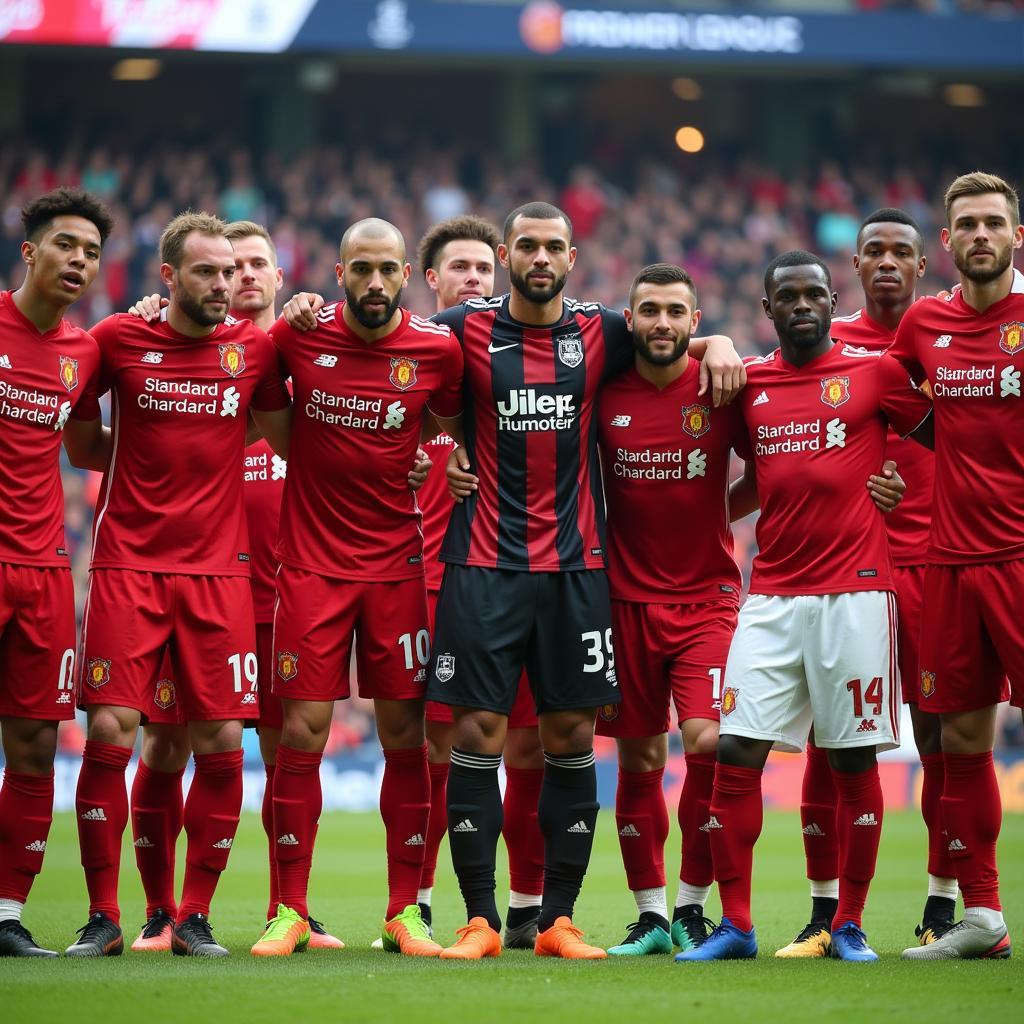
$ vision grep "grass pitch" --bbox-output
[4,810,1021,1023]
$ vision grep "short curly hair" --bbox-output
[21,187,114,245]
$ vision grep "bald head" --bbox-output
[340,218,406,261]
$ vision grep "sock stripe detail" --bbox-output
[450,748,503,771]
[544,751,596,769]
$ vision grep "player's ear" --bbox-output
[830,291,838,313]
[852,253,861,277]
[567,245,577,271]
[690,308,702,333]
[335,262,344,287]
[1014,224,1024,250]
[159,262,175,289]
[939,228,952,253]
[402,261,411,284]
[497,243,510,269]
[425,268,440,293]
[762,297,774,321]
[623,307,633,331]
[274,267,284,292]
[20,240,36,265]
[917,256,926,279]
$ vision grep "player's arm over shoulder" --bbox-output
[425,326,464,444]
[878,351,933,450]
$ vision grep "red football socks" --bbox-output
[130,760,184,918]
[419,760,450,892]
[708,763,763,933]
[919,752,955,880]
[614,766,668,891]
[800,742,839,882]
[831,765,883,929]
[262,762,280,920]
[76,740,133,924]
[0,769,54,903]
[381,744,430,919]
[272,744,323,920]
[177,750,242,922]
[679,753,716,888]
[941,751,1001,910]
[502,765,545,897]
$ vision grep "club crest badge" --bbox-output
[820,376,850,409]
[87,658,111,689]
[999,321,1024,356]
[721,687,738,716]
[598,703,619,722]
[219,342,246,378]
[920,670,936,700]
[681,403,711,439]
[389,356,419,391]
[276,651,299,682]
[558,333,584,369]
[59,355,79,392]
[434,653,456,683]
[154,679,176,710]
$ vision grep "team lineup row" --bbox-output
[0,171,1020,963]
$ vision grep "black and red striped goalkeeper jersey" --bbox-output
[434,294,632,572]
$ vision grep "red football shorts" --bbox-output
[893,564,925,705]
[918,561,1019,713]
[256,621,283,729]
[272,566,430,703]
[597,598,737,738]
[143,649,184,726]
[0,563,76,721]
[424,588,537,728]
[79,569,258,721]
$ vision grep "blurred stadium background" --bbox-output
[2,0,1023,810]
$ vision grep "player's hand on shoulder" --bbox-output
[283,292,325,332]
[867,459,904,513]
[127,294,166,322]
[447,446,478,503]
[699,335,746,407]
[408,447,432,491]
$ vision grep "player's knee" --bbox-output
[539,710,595,754]
[827,746,876,774]
[453,709,507,755]
[716,733,769,769]
[1,718,58,774]
[910,709,942,757]
[86,705,140,747]
[681,719,719,757]
[617,735,667,773]
[503,726,543,769]
[141,724,191,772]
[280,702,331,752]
[375,699,425,750]
[189,718,243,755]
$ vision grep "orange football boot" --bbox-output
[534,917,608,959]
[439,918,503,960]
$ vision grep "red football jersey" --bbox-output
[597,360,744,603]
[243,438,285,623]
[419,431,457,592]
[831,308,935,566]
[270,304,463,582]
[0,290,101,566]
[76,312,289,576]
[738,343,932,596]
[890,276,1024,564]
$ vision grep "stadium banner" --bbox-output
[1,0,1022,68]
[23,748,1024,814]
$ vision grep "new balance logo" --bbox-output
[141,351,164,364]
[802,823,825,837]
[567,821,591,834]
[752,390,769,406]
[24,840,46,852]
[618,824,640,838]
[133,836,155,849]
[453,819,478,833]
[212,838,233,849]
[277,833,299,846]
[855,718,877,733]
[0,354,11,368]
[610,414,631,427]
[699,816,723,832]
[948,838,967,852]
[933,335,952,348]
[404,833,425,846]
[313,353,338,367]
[853,813,878,827]
[80,808,107,821]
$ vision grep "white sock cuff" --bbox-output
[810,879,839,899]
[633,886,668,920]
[0,899,24,923]
[675,881,712,909]
[508,891,543,909]
[927,875,959,901]
[416,888,433,906]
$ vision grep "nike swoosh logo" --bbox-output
[487,342,520,354]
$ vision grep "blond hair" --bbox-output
[944,172,1020,226]
[224,220,277,265]
[159,210,228,267]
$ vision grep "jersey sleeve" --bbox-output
[430,304,467,338]
[250,327,291,412]
[426,330,464,419]
[599,307,634,379]
[70,317,116,420]
[889,307,927,386]
[878,352,933,438]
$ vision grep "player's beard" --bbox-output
[345,286,402,329]
[781,314,830,349]
[953,241,1014,285]
[635,329,690,367]
[177,285,229,327]
[509,266,567,306]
